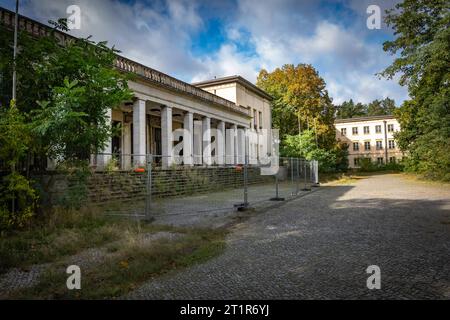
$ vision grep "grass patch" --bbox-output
[0,206,176,274]
[8,227,227,299]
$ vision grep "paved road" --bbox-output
[129,174,450,299]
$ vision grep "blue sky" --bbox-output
[0,0,409,105]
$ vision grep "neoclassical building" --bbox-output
[335,115,403,168]
[0,7,273,169]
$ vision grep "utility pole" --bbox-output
[12,0,19,102]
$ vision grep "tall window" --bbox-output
[364,141,371,151]
[377,157,384,165]
[375,125,382,133]
[376,140,383,150]
[258,111,262,129]
[352,127,358,135]
[388,124,394,132]
[341,128,347,136]
[388,140,395,149]
[389,156,396,163]
[363,126,370,134]
[353,142,359,151]
[354,158,360,166]
[253,109,257,130]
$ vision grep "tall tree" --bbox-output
[367,98,396,116]
[336,99,367,118]
[0,19,133,164]
[256,64,336,149]
[381,0,450,180]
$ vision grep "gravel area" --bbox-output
[127,174,450,299]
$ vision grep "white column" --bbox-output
[232,124,238,164]
[237,127,246,164]
[97,108,112,169]
[183,111,193,166]
[202,116,212,165]
[161,105,173,168]
[216,121,225,165]
[225,124,235,165]
[193,119,202,165]
[122,122,132,170]
[133,99,146,166]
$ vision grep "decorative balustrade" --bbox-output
[0,7,250,117]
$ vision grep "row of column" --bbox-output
[133,100,248,168]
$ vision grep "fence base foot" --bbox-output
[270,197,285,201]
[312,183,320,187]
[234,203,253,212]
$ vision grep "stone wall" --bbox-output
[35,166,275,205]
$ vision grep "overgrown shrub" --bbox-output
[0,172,38,231]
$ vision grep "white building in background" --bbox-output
[0,8,273,169]
[335,115,403,169]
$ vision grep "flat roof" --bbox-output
[335,115,396,124]
[193,75,273,101]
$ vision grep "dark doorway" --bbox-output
[154,127,162,163]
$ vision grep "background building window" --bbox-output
[377,157,384,164]
[376,140,383,150]
[388,140,395,149]
[364,141,371,151]
[341,128,347,135]
[364,126,370,134]
[352,127,358,135]
[389,156,396,163]
[388,124,394,132]
[253,109,257,130]
[354,158,360,166]
[353,142,359,151]
[375,125,382,133]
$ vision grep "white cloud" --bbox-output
[15,0,207,78]
[2,0,409,104]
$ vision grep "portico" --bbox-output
[100,70,252,169]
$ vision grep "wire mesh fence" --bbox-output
[88,153,319,224]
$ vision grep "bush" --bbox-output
[357,157,404,172]
[0,172,38,231]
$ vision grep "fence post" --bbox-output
[235,132,251,211]
[296,157,300,195]
[270,167,285,201]
[145,154,153,221]
[290,157,294,195]
[302,160,311,191]
[312,160,320,187]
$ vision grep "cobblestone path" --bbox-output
[128,174,450,299]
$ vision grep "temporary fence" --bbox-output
[88,153,319,222]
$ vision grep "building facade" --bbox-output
[335,115,403,169]
[193,76,273,164]
[0,8,273,170]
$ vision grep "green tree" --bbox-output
[1,19,133,164]
[336,99,367,118]
[0,102,37,230]
[381,0,450,180]
[281,130,348,172]
[367,98,396,116]
[256,64,336,149]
